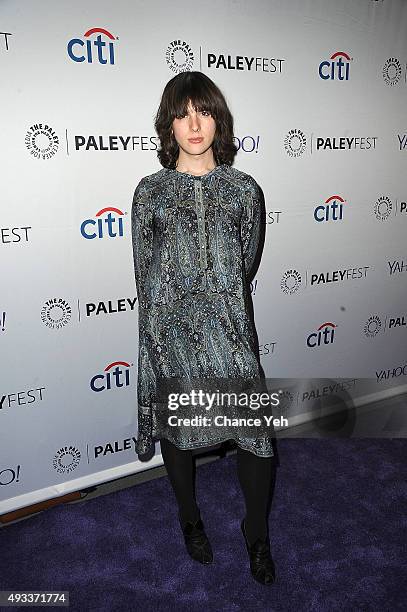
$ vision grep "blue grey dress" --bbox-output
[131,163,275,458]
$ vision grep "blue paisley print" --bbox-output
[131,163,275,457]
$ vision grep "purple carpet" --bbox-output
[2,439,406,611]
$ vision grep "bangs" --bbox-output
[171,79,216,118]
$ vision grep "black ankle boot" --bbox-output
[241,519,276,585]
[179,511,213,565]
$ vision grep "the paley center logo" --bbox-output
[280,269,302,294]
[374,196,393,221]
[166,40,194,73]
[41,298,72,329]
[373,196,406,220]
[67,27,118,64]
[382,57,402,86]
[53,445,81,475]
[364,315,382,338]
[25,123,59,159]
[284,129,307,157]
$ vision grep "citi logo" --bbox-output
[314,195,346,222]
[80,207,125,239]
[67,27,117,64]
[306,322,337,348]
[90,360,133,393]
[319,52,352,80]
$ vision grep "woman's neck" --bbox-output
[175,152,216,176]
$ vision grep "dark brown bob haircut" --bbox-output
[154,71,238,169]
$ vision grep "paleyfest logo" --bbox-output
[166,40,194,73]
[281,265,369,294]
[165,39,285,74]
[284,129,377,156]
[25,123,59,159]
[67,27,118,64]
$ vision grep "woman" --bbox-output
[131,71,276,585]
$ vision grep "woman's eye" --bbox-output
[175,110,211,119]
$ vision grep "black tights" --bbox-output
[160,437,274,545]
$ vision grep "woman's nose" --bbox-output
[189,113,200,131]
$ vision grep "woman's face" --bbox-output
[172,99,216,158]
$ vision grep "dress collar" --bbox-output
[168,164,226,179]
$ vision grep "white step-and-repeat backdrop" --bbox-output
[1,0,406,513]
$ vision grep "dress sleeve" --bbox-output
[240,178,262,280]
[131,178,154,311]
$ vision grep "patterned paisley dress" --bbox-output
[131,163,275,458]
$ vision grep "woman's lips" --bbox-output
[188,137,203,143]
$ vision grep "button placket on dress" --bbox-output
[194,177,208,271]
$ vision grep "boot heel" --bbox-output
[179,512,213,565]
[241,519,276,585]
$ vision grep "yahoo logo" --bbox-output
[68,27,117,64]
[314,195,346,222]
[306,322,337,348]
[81,207,124,239]
[319,52,351,80]
[90,361,132,392]
[233,135,260,153]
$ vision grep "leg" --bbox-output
[160,437,200,527]
[236,445,274,545]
